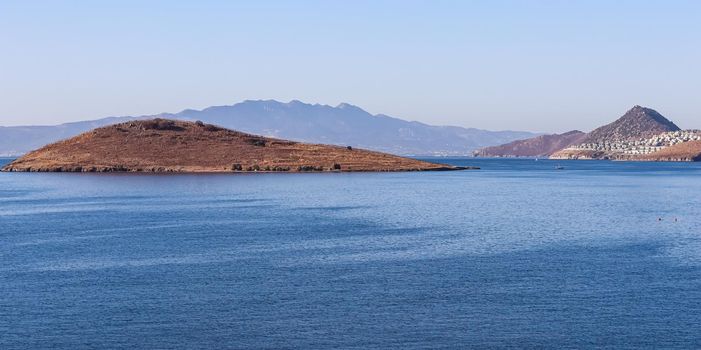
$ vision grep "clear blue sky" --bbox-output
[1,0,699,132]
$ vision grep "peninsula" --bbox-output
[474,106,701,161]
[1,119,472,173]
[550,106,701,161]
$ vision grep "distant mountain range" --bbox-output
[474,105,701,161]
[0,100,539,157]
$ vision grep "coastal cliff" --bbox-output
[2,119,471,173]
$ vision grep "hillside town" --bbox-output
[565,130,701,155]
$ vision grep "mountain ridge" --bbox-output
[0,100,540,157]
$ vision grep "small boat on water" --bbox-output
[555,165,565,170]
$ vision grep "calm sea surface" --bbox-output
[1,157,700,349]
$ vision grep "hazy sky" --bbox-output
[1,0,699,132]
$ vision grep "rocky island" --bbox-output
[1,119,473,173]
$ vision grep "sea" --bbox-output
[1,157,700,349]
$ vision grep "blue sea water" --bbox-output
[1,157,700,349]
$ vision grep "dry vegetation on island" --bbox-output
[2,119,472,173]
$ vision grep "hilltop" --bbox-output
[551,106,692,160]
[580,105,680,143]
[475,105,698,161]
[473,130,586,157]
[0,100,539,157]
[1,119,470,173]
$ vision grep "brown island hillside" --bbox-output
[474,130,586,157]
[634,140,701,162]
[2,119,474,173]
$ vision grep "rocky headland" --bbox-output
[550,106,686,160]
[477,105,701,162]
